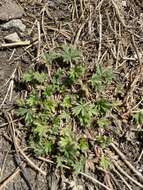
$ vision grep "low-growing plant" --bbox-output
[99,156,110,170]
[90,65,113,92]
[132,109,143,125]
[16,45,114,172]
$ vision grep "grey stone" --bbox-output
[1,19,26,32]
[0,0,24,21]
[4,32,20,43]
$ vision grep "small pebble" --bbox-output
[1,19,26,32]
[4,32,20,43]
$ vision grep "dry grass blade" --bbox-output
[17,146,47,176]
[0,167,21,190]
[38,157,112,190]
[111,159,143,188]
[0,41,30,48]
[110,143,143,183]
[112,166,133,190]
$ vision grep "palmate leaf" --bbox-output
[30,138,53,155]
[100,156,110,170]
[79,138,89,151]
[26,92,39,107]
[95,99,112,114]
[61,45,81,63]
[16,107,34,124]
[62,96,71,108]
[90,65,113,92]
[97,117,110,128]
[16,107,28,118]
[22,71,34,82]
[132,110,143,125]
[33,121,48,137]
[33,72,47,83]
[72,102,96,117]
[96,136,112,148]
[59,111,71,123]
[42,85,54,97]
[72,102,98,127]
[22,71,47,83]
[68,65,85,81]
[43,51,60,63]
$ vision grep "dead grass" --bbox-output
[0,0,143,189]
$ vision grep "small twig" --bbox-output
[97,11,102,62]
[0,81,13,109]
[112,166,133,190]
[110,143,143,183]
[0,167,21,190]
[3,112,32,190]
[17,147,47,176]
[3,133,47,176]
[38,157,112,190]
[111,0,131,29]
[0,151,10,180]
[136,150,143,163]
[37,21,41,60]
[124,35,143,105]
[46,25,71,40]
[131,97,143,111]
[74,21,87,46]
[0,41,30,48]
[111,159,143,188]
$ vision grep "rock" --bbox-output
[4,32,20,43]
[0,0,24,21]
[1,19,26,32]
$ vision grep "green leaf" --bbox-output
[22,71,34,82]
[33,72,47,83]
[100,156,110,170]
[62,96,71,108]
[69,65,85,81]
[97,117,110,128]
[42,85,54,97]
[45,100,56,113]
[96,136,112,148]
[132,110,143,125]
[16,107,28,117]
[72,157,85,173]
[72,102,97,127]
[90,65,113,92]
[33,122,48,137]
[26,92,39,107]
[43,51,60,63]
[96,99,112,114]
[43,140,52,154]
[25,111,34,124]
[59,111,71,123]
[22,71,47,83]
[79,138,89,151]
[61,45,81,63]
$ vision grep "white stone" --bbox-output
[4,32,20,43]
[1,19,26,32]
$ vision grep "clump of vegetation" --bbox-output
[132,109,143,125]
[16,45,114,172]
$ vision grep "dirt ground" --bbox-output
[0,0,143,190]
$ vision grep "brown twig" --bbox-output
[110,143,143,183]
[38,157,112,190]
[112,166,133,190]
[0,167,21,190]
[0,41,30,48]
[3,112,32,190]
[111,159,143,188]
